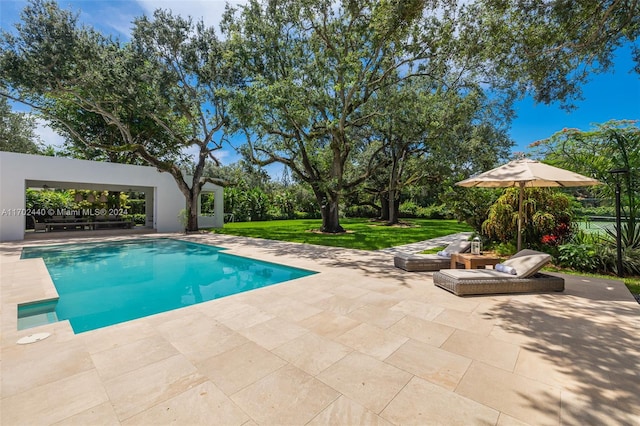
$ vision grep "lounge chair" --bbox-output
[394,239,471,272]
[433,249,564,296]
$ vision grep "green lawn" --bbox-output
[210,218,471,251]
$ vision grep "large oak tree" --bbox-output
[0,0,237,230]
[224,0,448,232]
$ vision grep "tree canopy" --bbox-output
[0,96,43,154]
[1,0,638,234]
[0,0,238,230]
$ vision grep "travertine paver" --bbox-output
[455,361,561,425]
[1,232,639,425]
[381,376,500,425]
[384,338,472,390]
[307,395,392,425]
[230,364,339,425]
[316,351,412,413]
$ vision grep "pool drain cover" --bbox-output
[17,332,51,345]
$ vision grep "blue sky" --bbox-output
[1,0,639,168]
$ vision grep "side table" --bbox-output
[450,253,501,269]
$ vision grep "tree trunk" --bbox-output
[387,188,399,225]
[180,188,200,232]
[321,198,345,233]
[380,195,390,221]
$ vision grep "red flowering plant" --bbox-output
[540,222,572,247]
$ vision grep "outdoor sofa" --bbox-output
[41,215,134,232]
[394,239,471,272]
[433,249,564,296]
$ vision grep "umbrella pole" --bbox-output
[517,183,524,252]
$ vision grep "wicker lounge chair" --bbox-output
[394,239,471,272]
[433,249,564,296]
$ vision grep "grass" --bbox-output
[210,218,471,251]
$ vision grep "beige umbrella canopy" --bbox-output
[456,158,601,251]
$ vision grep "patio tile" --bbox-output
[354,291,403,309]
[279,287,334,304]
[90,334,179,381]
[2,234,639,425]
[335,323,408,360]
[560,388,640,426]
[456,362,561,425]
[1,336,94,397]
[387,315,455,347]
[347,304,406,329]
[298,310,362,339]
[209,303,274,330]
[441,329,521,371]
[307,395,393,425]
[385,339,471,390]
[389,299,444,321]
[496,413,530,425]
[152,310,220,338]
[257,295,323,322]
[238,316,308,350]
[122,381,249,425]
[380,376,499,425]
[513,347,575,390]
[80,320,157,354]
[52,402,120,426]
[317,351,412,414]
[1,370,109,425]
[330,283,372,298]
[196,341,287,395]
[231,364,339,425]
[160,320,250,364]
[103,354,206,420]
[272,332,352,376]
[315,294,367,315]
[433,308,496,335]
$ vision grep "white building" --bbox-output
[0,152,224,242]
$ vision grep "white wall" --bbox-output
[0,152,223,242]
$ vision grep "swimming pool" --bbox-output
[20,239,316,333]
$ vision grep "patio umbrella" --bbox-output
[456,158,601,251]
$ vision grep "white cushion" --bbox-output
[502,250,551,278]
[495,263,517,275]
[444,240,471,254]
[437,269,514,281]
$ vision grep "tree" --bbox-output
[472,0,640,107]
[533,120,639,245]
[366,76,513,224]
[0,96,43,154]
[0,0,236,231]
[224,0,444,233]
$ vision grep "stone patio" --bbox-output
[1,233,638,425]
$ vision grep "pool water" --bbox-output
[20,239,316,333]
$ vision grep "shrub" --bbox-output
[418,204,450,219]
[557,243,599,272]
[123,213,146,225]
[344,204,379,218]
[399,201,420,218]
[483,188,575,250]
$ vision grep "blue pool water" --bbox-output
[20,239,316,333]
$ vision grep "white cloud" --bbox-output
[33,118,66,148]
[136,0,247,31]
